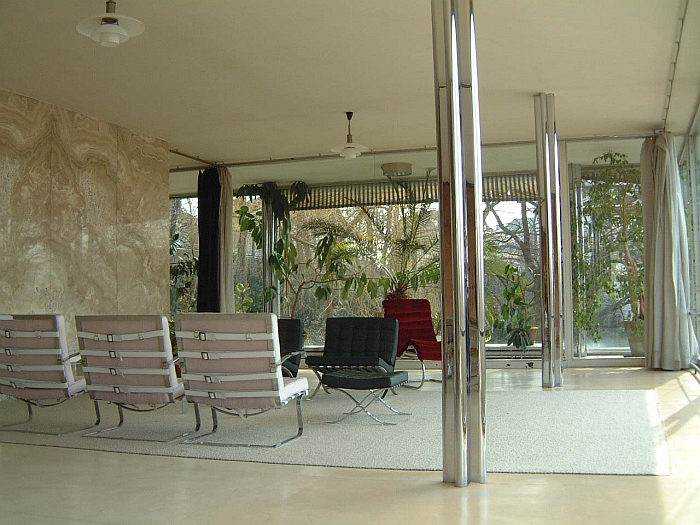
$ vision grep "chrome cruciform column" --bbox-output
[431,0,487,486]
[534,93,564,387]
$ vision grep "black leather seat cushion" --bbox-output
[308,317,399,373]
[278,318,304,377]
[322,370,409,390]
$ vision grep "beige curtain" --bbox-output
[641,133,699,370]
[218,167,234,313]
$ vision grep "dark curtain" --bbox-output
[196,168,221,312]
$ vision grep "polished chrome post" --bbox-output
[551,130,564,386]
[560,145,575,366]
[431,0,486,486]
[534,93,563,388]
[261,200,280,315]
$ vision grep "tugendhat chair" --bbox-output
[382,299,442,389]
[175,312,308,448]
[76,314,193,441]
[0,314,91,434]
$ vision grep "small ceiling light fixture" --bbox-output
[331,111,369,160]
[381,162,413,177]
[77,0,145,48]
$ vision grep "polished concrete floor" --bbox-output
[1,367,698,524]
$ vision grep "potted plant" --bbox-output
[305,174,441,301]
[236,181,357,319]
[492,264,535,354]
[574,151,645,355]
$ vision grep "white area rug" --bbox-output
[0,387,669,475]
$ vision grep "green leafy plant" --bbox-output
[234,283,258,313]
[236,181,357,318]
[305,175,441,301]
[169,232,199,353]
[572,151,644,340]
[169,233,198,313]
[492,264,534,353]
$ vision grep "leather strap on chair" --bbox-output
[87,384,178,394]
[185,389,280,399]
[2,347,63,357]
[175,331,275,342]
[0,363,65,372]
[178,350,276,360]
[182,372,278,383]
[82,366,171,376]
[80,349,168,359]
[0,377,69,389]
[77,330,164,342]
[1,330,59,339]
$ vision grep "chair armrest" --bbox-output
[281,351,306,364]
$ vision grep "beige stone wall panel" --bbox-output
[0,90,169,348]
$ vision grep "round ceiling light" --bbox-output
[381,162,413,177]
[331,111,369,160]
[77,1,145,48]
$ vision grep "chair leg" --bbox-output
[85,400,196,442]
[308,368,331,400]
[402,359,443,389]
[327,388,411,425]
[0,399,96,436]
[183,396,304,447]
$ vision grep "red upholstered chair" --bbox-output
[382,299,442,388]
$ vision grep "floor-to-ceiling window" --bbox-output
[680,132,700,339]
[567,139,646,360]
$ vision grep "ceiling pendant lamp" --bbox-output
[76,0,145,48]
[331,112,369,160]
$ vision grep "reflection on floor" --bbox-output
[1,368,698,525]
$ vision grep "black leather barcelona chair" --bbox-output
[277,318,304,378]
[304,317,399,398]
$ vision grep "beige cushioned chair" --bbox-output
[76,315,194,441]
[0,314,90,434]
[176,312,308,447]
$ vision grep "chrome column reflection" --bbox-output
[534,93,564,387]
[559,144,575,365]
[431,0,486,486]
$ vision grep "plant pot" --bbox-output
[624,320,645,357]
[528,326,540,343]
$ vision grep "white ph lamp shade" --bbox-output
[77,2,145,47]
[331,111,369,160]
[331,143,370,160]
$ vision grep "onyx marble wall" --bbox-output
[0,90,169,351]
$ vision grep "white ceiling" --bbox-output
[1,0,698,180]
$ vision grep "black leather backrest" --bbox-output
[278,318,304,355]
[323,317,399,366]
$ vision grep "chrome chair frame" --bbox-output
[0,394,96,436]
[84,397,199,442]
[397,348,443,390]
[325,386,411,426]
[183,391,305,448]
